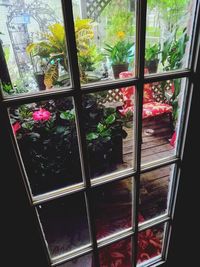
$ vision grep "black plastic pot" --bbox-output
[145,59,159,73]
[88,124,123,178]
[112,63,129,79]
[34,72,46,91]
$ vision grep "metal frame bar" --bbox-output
[0,0,199,266]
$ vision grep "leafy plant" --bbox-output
[79,45,103,72]
[26,23,67,88]
[2,83,14,95]
[145,43,161,62]
[161,29,189,125]
[27,19,100,85]
[104,32,134,65]
[161,28,189,70]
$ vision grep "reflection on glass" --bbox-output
[9,97,82,195]
[93,178,133,240]
[145,0,196,74]
[139,165,174,221]
[141,78,186,165]
[37,194,90,258]
[99,238,132,267]
[72,0,136,84]
[83,89,135,179]
[58,254,92,267]
[0,0,70,97]
[137,224,165,265]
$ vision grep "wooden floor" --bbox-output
[122,115,174,220]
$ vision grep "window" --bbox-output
[0,0,199,266]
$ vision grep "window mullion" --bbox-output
[61,1,100,266]
[133,0,147,266]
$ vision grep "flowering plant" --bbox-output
[104,31,134,65]
[10,95,128,194]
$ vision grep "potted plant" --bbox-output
[10,94,128,193]
[83,94,127,177]
[145,43,161,73]
[104,31,134,79]
[27,19,102,86]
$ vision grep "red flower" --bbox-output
[12,122,21,135]
[32,108,51,122]
[170,131,176,147]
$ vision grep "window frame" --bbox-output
[0,0,200,266]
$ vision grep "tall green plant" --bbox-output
[161,29,189,124]
[148,0,189,32]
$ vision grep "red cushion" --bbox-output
[143,83,154,103]
[143,102,172,119]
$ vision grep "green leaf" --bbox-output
[97,123,105,133]
[105,114,116,125]
[60,111,75,121]
[86,132,99,141]
[99,129,111,138]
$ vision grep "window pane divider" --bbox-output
[138,215,170,232]
[141,157,179,173]
[61,1,100,266]
[97,228,134,248]
[133,0,148,266]
[51,244,92,266]
[91,168,135,187]
[2,87,75,106]
[33,183,85,206]
[81,77,138,92]
[137,257,164,267]
[1,69,192,108]
[144,69,191,83]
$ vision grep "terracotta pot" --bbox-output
[112,63,129,79]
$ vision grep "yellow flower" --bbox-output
[117,31,125,39]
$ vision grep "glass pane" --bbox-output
[141,78,186,165]
[139,165,174,222]
[145,0,196,74]
[99,238,132,267]
[0,0,70,97]
[137,224,165,265]
[58,254,92,267]
[72,0,136,84]
[8,97,82,196]
[37,194,90,258]
[83,89,135,179]
[93,178,133,240]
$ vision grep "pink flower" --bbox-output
[12,122,21,135]
[32,108,51,122]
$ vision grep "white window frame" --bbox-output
[0,0,200,266]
